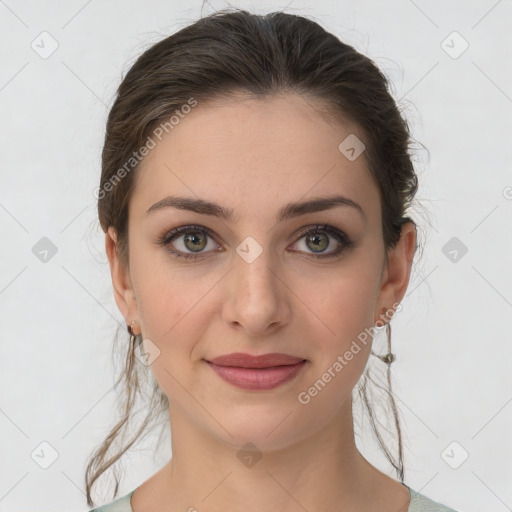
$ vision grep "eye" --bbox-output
[290,225,353,259]
[156,225,221,260]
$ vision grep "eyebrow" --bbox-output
[145,194,365,222]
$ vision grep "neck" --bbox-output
[153,397,387,512]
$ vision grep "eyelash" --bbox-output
[155,224,353,261]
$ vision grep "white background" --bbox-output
[0,1,511,511]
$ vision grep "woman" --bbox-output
[86,8,458,512]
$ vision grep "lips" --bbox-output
[205,353,307,390]
[207,352,306,368]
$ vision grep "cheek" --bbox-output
[291,258,380,397]
[132,257,223,377]
[296,279,376,414]
[131,242,208,336]
[295,263,380,343]
[134,274,207,407]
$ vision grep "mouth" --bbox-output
[204,353,308,390]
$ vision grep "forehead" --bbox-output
[131,92,381,226]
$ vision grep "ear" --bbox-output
[374,221,417,324]
[105,227,138,326]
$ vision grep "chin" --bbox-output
[211,406,319,453]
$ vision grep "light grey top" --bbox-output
[89,484,459,511]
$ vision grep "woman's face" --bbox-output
[107,92,415,451]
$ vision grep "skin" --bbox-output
[106,91,417,512]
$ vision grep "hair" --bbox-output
[85,7,424,508]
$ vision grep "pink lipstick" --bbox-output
[205,352,307,390]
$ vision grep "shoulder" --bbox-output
[88,489,136,512]
[407,486,459,512]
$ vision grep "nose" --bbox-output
[222,248,291,337]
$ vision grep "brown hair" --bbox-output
[86,7,423,507]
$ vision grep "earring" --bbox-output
[371,321,396,365]
[127,320,142,346]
